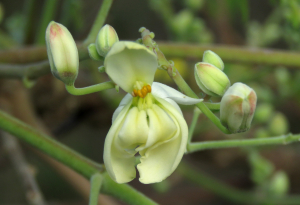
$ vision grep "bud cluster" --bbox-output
[194,50,257,134]
[88,24,119,60]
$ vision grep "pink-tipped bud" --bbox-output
[46,21,78,85]
[220,82,257,133]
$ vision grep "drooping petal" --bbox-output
[137,97,188,184]
[152,82,203,105]
[104,41,158,93]
[136,104,177,152]
[103,99,138,184]
[112,93,133,123]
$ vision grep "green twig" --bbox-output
[187,133,300,153]
[169,68,230,134]
[35,0,59,45]
[65,81,115,95]
[0,109,158,205]
[23,0,36,44]
[3,42,300,66]
[178,161,300,204]
[158,43,300,68]
[188,107,201,143]
[89,173,103,205]
[84,0,114,46]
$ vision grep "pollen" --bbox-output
[132,85,152,98]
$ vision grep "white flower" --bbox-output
[103,41,202,184]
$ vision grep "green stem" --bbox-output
[203,102,220,110]
[187,133,300,153]
[178,161,300,204]
[188,108,201,143]
[65,81,115,95]
[23,0,36,44]
[0,109,157,205]
[158,42,300,67]
[89,173,103,205]
[84,0,114,46]
[35,0,59,45]
[169,68,230,134]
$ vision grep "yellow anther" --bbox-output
[137,90,143,98]
[141,87,148,97]
[146,85,151,93]
[133,89,138,97]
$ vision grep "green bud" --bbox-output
[268,112,289,136]
[194,62,230,97]
[45,21,78,85]
[249,151,274,185]
[254,103,273,123]
[88,43,103,61]
[269,171,289,197]
[95,24,119,57]
[254,128,269,138]
[220,83,257,133]
[203,50,224,70]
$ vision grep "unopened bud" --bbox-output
[268,112,289,136]
[269,171,289,197]
[220,83,257,133]
[46,21,78,85]
[203,50,224,70]
[194,62,230,97]
[88,43,103,61]
[96,24,119,57]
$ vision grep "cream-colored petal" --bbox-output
[136,104,176,152]
[152,82,203,105]
[116,107,149,150]
[103,99,138,184]
[104,41,158,93]
[112,93,133,123]
[137,97,188,184]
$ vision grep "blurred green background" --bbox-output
[1,0,300,204]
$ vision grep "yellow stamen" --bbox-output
[132,84,152,98]
[133,89,138,97]
[137,90,143,98]
[146,85,151,92]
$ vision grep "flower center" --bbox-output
[131,81,152,98]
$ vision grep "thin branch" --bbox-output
[187,133,300,153]
[178,161,300,205]
[0,61,50,79]
[35,0,59,45]
[84,0,114,46]
[2,42,300,66]
[158,43,300,68]
[0,109,157,205]
[2,132,46,205]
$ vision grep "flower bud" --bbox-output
[95,24,119,57]
[88,43,103,61]
[269,171,289,197]
[220,82,257,133]
[203,50,224,70]
[194,62,230,97]
[268,112,289,136]
[46,21,78,85]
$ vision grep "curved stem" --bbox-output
[187,133,300,153]
[84,0,114,46]
[188,108,201,143]
[89,174,103,205]
[65,81,115,95]
[0,109,158,205]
